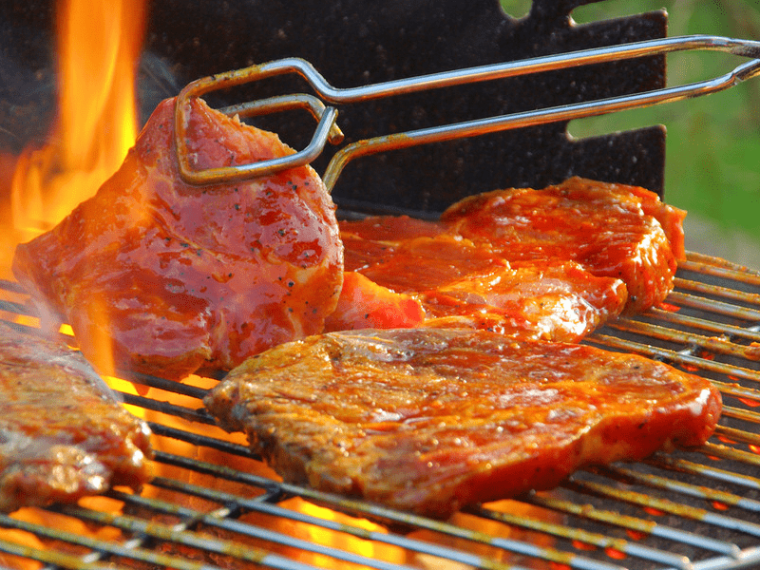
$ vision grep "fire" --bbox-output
[9,0,145,244]
[2,0,145,566]
[6,0,146,374]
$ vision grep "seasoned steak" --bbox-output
[336,216,627,341]
[441,176,686,313]
[333,178,683,340]
[12,96,343,380]
[205,328,721,519]
[0,325,153,513]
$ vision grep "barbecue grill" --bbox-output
[2,256,760,570]
[2,1,760,569]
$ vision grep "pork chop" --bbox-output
[441,176,686,313]
[204,327,720,519]
[12,97,343,380]
[335,217,628,341]
[0,324,152,513]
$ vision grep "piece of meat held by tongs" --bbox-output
[13,35,760,381]
[174,35,760,190]
[175,35,760,326]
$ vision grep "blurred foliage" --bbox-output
[499,0,760,255]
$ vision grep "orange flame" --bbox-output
[7,0,146,375]
[10,0,145,242]
[3,2,145,565]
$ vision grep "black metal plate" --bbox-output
[0,0,667,209]
[143,0,668,208]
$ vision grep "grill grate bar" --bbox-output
[564,476,760,540]
[0,300,32,319]
[56,503,336,570]
[0,538,118,570]
[2,254,760,570]
[607,318,759,362]
[704,381,760,403]
[646,455,760,492]
[587,333,760,386]
[690,549,760,570]
[699,443,760,467]
[120,371,212,399]
[525,493,743,558]
[681,253,760,284]
[720,405,760,427]
[714,424,760,447]
[681,254,760,282]
[85,487,425,570]
[664,291,760,322]
[673,279,760,308]
[599,465,760,515]
[0,513,211,570]
[467,504,694,570]
[149,475,524,570]
[149,421,258,459]
[151,451,626,570]
[638,308,760,344]
[119,391,215,424]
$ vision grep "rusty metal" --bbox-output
[172,35,760,192]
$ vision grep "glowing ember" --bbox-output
[604,547,627,560]
[625,529,648,541]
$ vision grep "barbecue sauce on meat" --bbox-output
[0,325,152,512]
[12,97,343,380]
[336,215,628,341]
[331,178,684,337]
[442,177,686,314]
[205,328,721,519]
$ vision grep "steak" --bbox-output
[12,97,343,380]
[204,328,721,519]
[441,176,686,314]
[330,177,684,340]
[0,324,153,513]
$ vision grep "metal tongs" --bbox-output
[174,35,760,193]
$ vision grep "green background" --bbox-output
[499,0,760,268]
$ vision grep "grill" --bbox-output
[2,252,760,570]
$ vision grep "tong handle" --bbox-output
[174,35,760,190]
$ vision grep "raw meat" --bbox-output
[332,178,684,338]
[204,327,721,519]
[441,176,686,313]
[12,97,343,380]
[0,324,153,513]
[335,217,628,341]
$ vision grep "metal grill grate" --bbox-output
[1,251,760,570]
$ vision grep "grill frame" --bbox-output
[1,251,760,570]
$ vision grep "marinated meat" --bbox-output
[332,178,684,339]
[12,97,343,380]
[0,324,152,513]
[205,328,721,519]
[335,218,628,341]
[441,176,686,313]
[324,271,427,331]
